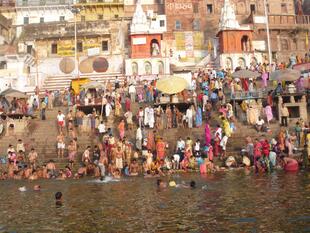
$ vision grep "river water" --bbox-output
[0,170,309,233]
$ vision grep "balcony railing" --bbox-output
[255,14,310,26]
[20,20,111,40]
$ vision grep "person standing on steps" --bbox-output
[40,99,47,120]
[57,110,65,133]
[280,104,289,127]
[56,131,65,158]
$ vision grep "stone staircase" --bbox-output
[41,72,123,92]
[0,100,283,172]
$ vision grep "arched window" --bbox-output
[241,35,250,51]
[225,57,233,70]
[281,39,289,50]
[158,61,164,74]
[144,61,152,75]
[132,62,138,75]
[150,39,160,57]
[238,57,246,69]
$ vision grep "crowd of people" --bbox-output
[0,61,309,180]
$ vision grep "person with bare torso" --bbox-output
[57,132,65,158]
[28,148,38,169]
[129,159,139,176]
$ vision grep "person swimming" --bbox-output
[33,185,41,191]
[55,191,63,207]
[157,179,167,189]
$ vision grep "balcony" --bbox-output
[74,0,123,6]
[254,14,310,30]
[20,20,111,40]
[15,0,73,7]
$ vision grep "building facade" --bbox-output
[125,1,169,76]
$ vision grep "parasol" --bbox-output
[0,88,28,98]
[79,57,95,74]
[270,69,301,82]
[93,57,109,73]
[232,69,261,79]
[81,81,105,89]
[59,57,75,74]
[156,76,188,95]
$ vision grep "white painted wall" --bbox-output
[125,58,170,76]
[220,52,263,70]
[15,7,74,37]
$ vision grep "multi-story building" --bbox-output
[205,0,310,64]
[125,0,169,76]
[163,0,207,65]
[10,0,127,89]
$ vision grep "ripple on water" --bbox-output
[0,172,309,232]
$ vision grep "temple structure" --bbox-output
[217,0,263,70]
[125,0,169,76]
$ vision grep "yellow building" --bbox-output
[74,0,124,21]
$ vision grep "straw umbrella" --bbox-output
[156,76,188,95]
[270,69,301,82]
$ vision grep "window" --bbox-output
[102,41,108,51]
[39,0,45,5]
[0,61,7,70]
[175,20,181,30]
[81,16,85,22]
[26,45,32,54]
[250,4,255,14]
[193,19,200,30]
[59,0,65,4]
[115,14,119,18]
[23,17,29,25]
[193,3,199,13]
[51,44,57,54]
[281,3,287,13]
[40,17,44,23]
[207,4,213,14]
[98,14,103,20]
[159,20,165,27]
[281,39,289,50]
[59,16,65,21]
[77,42,83,52]
[22,0,28,6]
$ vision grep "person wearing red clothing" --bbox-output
[156,138,166,160]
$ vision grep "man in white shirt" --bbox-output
[186,106,193,128]
[128,84,136,103]
[220,134,228,159]
[57,110,65,132]
[255,116,265,132]
[98,121,106,141]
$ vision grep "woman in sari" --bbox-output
[222,117,232,137]
[264,104,273,125]
[195,106,202,127]
[118,120,125,140]
[205,123,211,146]
[166,106,172,129]
[156,138,166,160]
[213,132,221,157]
[278,130,285,152]
[114,100,122,117]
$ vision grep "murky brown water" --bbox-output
[0,170,309,233]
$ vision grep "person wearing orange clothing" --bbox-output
[156,138,166,160]
[118,120,125,140]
